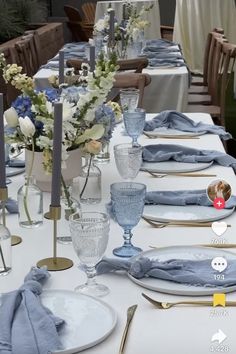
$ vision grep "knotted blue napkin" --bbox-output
[145,39,177,47]
[142,144,236,172]
[148,58,186,67]
[0,198,18,214]
[145,189,236,209]
[96,257,236,287]
[144,110,232,140]
[0,267,64,354]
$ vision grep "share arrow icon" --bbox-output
[211,329,227,344]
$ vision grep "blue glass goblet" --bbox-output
[110,182,146,257]
[123,108,146,147]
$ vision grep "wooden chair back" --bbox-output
[64,5,88,41]
[112,73,151,108]
[81,2,96,24]
[15,34,39,76]
[0,47,20,108]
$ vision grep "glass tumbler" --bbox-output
[69,212,110,297]
[113,143,142,180]
[120,88,140,112]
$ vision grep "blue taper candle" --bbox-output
[0,93,6,189]
[58,50,64,85]
[89,45,96,72]
[109,9,115,47]
[51,102,63,207]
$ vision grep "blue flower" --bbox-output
[95,104,116,142]
[12,96,34,119]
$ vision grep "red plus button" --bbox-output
[213,198,225,209]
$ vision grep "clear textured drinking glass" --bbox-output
[110,182,146,257]
[123,108,146,147]
[69,212,110,297]
[114,143,142,180]
[120,88,140,112]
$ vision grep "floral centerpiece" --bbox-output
[93,3,153,58]
[0,52,122,223]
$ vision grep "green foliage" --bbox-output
[0,0,47,43]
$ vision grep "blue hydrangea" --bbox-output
[95,104,116,142]
[12,96,33,119]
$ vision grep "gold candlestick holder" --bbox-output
[0,187,22,246]
[37,205,73,271]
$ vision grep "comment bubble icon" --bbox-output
[211,257,228,273]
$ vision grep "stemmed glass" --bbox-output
[110,182,146,257]
[69,212,110,297]
[113,143,142,180]
[123,108,146,147]
[120,88,140,112]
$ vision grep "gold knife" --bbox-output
[119,305,138,354]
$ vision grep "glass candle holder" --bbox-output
[0,224,11,276]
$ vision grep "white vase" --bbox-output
[25,148,82,192]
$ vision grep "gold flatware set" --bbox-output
[119,305,138,354]
[142,216,218,228]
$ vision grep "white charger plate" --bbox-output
[128,246,236,296]
[141,160,213,173]
[41,290,117,354]
[143,204,234,223]
[143,127,206,137]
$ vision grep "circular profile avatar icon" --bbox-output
[207,179,232,204]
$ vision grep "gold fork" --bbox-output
[142,293,236,309]
[144,170,217,178]
[142,216,213,228]
[119,305,138,354]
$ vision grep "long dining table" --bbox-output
[1,112,236,353]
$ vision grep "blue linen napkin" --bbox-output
[145,189,236,209]
[148,58,186,67]
[142,144,236,172]
[145,39,177,47]
[143,46,179,53]
[144,52,182,59]
[0,267,64,354]
[0,198,18,213]
[96,257,236,287]
[144,110,232,140]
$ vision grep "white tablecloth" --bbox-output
[95,0,161,39]
[2,113,236,353]
[173,0,236,73]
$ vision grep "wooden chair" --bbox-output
[0,47,20,108]
[111,73,152,108]
[187,42,236,127]
[64,5,88,42]
[66,57,149,75]
[81,2,96,24]
[15,34,40,76]
[189,28,224,91]
[23,30,44,66]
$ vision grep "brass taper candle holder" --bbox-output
[0,187,22,246]
[37,205,73,271]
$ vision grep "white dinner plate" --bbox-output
[128,246,236,295]
[6,166,25,177]
[141,160,213,173]
[143,204,234,223]
[41,290,117,354]
[143,127,206,137]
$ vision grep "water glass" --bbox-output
[114,143,142,180]
[120,88,139,112]
[69,212,110,297]
[110,182,146,257]
[123,108,146,147]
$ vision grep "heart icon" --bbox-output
[211,222,228,236]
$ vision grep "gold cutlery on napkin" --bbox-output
[119,305,138,354]
[144,170,217,178]
[142,293,236,309]
[142,216,213,228]
[143,132,200,139]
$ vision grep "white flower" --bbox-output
[62,100,76,121]
[4,107,19,127]
[19,116,35,137]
